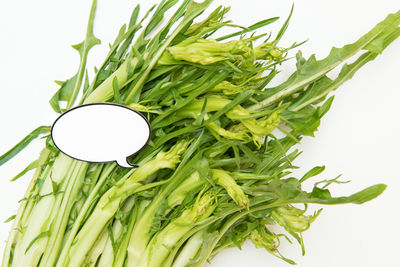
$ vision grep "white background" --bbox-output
[0,0,399,266]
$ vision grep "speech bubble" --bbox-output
[51,103,151,168]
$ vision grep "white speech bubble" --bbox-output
[51,103,151,168]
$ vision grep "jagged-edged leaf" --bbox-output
[279,178,302,199]
[286,96,334,136]
[49,75,77,113]
[66,0,101,109]
[249,10,400,111]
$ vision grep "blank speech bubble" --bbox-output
[51,103,151,168]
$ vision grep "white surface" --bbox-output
[0,0,399,266]
[52,104,150,167]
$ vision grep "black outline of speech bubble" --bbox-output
[51,103,151,168]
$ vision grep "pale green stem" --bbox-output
[55,163,116,267]
[1,148,50,267]
[171,229,206,267]
[11,154,75,267]
[83,227,109,266]
[39,161,89,267]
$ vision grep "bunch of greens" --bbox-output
[1,0,399,266]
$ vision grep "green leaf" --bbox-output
[49,75,78,113]
[50,178,60,194]
[152,71,227,127]
[317,95,334,118]
[232,144,241,169]
[280,178,301,199]
[248,10,400,111]
[10,160,39,182]
[193,157,214,186]
[112,77,122,104]
[255,136,297,174]
[193,97,208,126]
[144,0,180,36]
[290,24,400,113]
[216,17,280,41]
[346,184,387,204]
[238,143,261,165]
[290,51,378,112]
[4,215,16,223]
[25,231,50,253]
[300,166,325,183]
[0,126,51,166]
[204,89,255,126]
[66,0,101,109]
[315,174,350,189]
[287,96,334,136]
[309,187,332,200]
[303,184,387,205]
[268,4,294,52]
[128,5,140,28]
[124,0,213,103]
[80,7,144,102]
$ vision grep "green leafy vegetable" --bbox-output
[1,1,399,267]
